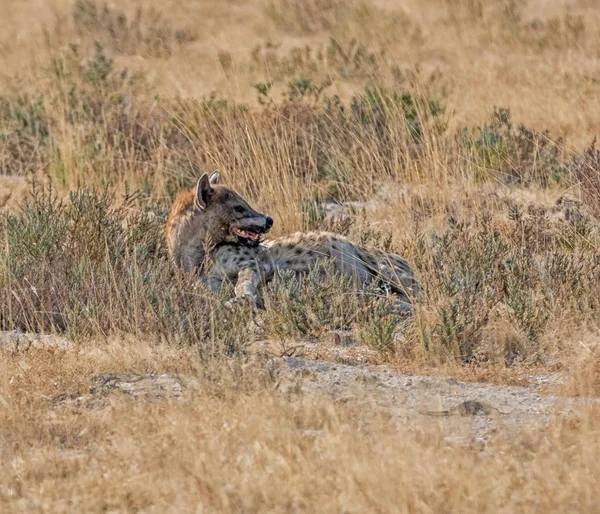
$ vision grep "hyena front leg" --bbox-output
[228,267,266,339]
[233,267,261,308]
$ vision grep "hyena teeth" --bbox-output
[233,228,260,240]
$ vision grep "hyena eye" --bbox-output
[234,205,246,213]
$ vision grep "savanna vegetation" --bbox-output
[1,0,600,511]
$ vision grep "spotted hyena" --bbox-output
[166,173,419,308]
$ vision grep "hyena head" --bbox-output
[194,172,273,247]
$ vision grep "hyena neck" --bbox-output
[173,221,214,275]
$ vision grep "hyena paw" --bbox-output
[224,295,257,311]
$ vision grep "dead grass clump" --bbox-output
[448,1,586,51]
[562,334,600,397]
[264,0,419,45]
[569,351,600,397]
[0,43,197,195]
[508,11,586,50]
[46,43,190,190]
[170,84,446,218]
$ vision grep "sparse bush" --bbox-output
[410,207,600,364]
[361,307,398,352]
[73,0,197,57]
[250,38,385,83]
[459,107,569,186]
[512,12,585,49]
[0,95,49,175]
[0,185,252,354]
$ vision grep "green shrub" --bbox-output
[458,107,570,186]
[0,185,252,355]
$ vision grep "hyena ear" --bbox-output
[209,172,219,185]
[195,173,213,210]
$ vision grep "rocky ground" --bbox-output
[277,356,589,445]
[2,330,594,447]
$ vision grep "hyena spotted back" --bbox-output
[166,173,419,307]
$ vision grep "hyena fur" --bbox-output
[166,173,419,308]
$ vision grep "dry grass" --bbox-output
[1,0,600,510]
[2,340,600,513]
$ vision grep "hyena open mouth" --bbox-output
[232,227,263,244]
